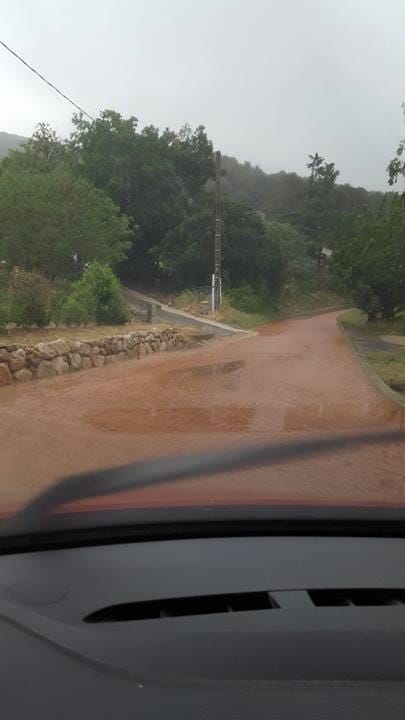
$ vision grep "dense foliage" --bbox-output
[222,155,383,222]
[221,154,386,298]
[158,194,280,288]
[332,196,405,320]
[68,112,214,282]
[7,267,53,328]
[0,164,131,279]
[0,262,129,329]
[0,108,395,329]
[1,114,320,304]
[325,103,405,323]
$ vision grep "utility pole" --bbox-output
[212,150,222,312]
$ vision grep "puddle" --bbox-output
[283,402,404,431]
[169,360,245,378]
[85,403,255,434]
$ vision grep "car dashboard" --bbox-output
[2,530,405,718]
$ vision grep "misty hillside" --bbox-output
[0,132,26,158]
[0,129,383,222]
[222,155,384,222]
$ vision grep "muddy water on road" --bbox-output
[0,311,404,508]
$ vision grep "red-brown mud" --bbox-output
[0,312,403,509]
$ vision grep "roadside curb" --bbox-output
[337,318,405,411]
[124,287,242,338]
[125,287,347,335]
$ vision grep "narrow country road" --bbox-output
[1,311,404,509]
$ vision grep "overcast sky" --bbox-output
[2,0,405,190]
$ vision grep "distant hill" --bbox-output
[0,132,27,158]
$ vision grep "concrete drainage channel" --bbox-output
[123,287,244,339]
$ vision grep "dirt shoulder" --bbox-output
[0,321,165,346]
[338,310,405,408]
[0,320,208,348]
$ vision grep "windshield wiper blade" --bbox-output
[9,429,404,533]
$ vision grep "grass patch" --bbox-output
[172,289,272,329]
[0,320,163,347]
[222,288,346,329]
[278,288,345,316]
[218,300,274,330]
[172,287,346,331]
[365,351,405,389]
[173,289,201,312]
[339,309,405,336]
[339,308,368,329]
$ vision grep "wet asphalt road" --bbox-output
[0,311,404,509]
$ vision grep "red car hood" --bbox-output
[1,484,404,521]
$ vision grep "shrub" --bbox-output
[350,283,382,323]
[61,296,93,326]
[61,262,129,326]
[50,279,73,326]
[8,267,52,328]
[175,289,197,310]
[228,284,263,314]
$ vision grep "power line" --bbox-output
[0,38,95,121]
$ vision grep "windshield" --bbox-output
[1,1,405,529]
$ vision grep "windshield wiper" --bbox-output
[10,428,403,534]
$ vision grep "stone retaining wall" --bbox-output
[0,327,193,387]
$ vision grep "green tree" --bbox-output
[302,154,340,266]
[162,123,214,197]
[0,166,131,279]
[69,111,141,211]
[69,112,185,281]
[2,123,69,174]
[158,193,289,295]
[388,104,405,186]
[69,111,214,282]
[307,152,324,193]
[332,196,405,320]
[266,220,313,288]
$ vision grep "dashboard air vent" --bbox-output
[308,589,405,607]
[84,591,279,623]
